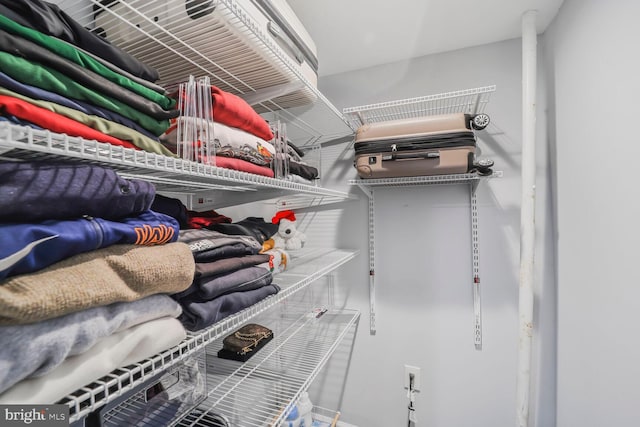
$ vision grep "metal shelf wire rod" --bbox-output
[57,249,357,422]
[179,310,359,427]
[0,123,355,202]
[343,85,496,128]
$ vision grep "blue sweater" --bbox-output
[0,210,179,280]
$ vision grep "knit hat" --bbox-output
[271,210,296,224]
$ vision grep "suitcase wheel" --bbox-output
[473,158,494,176]
[471,114,490,130]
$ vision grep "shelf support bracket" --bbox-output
[354,183,377,335]
[470,182,482,350]
[350,173,501,343]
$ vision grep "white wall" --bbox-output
[543,1,640,426]
[303,35,556,426]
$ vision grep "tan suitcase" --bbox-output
[353,113,491,179]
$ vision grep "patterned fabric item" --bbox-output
[216,144,270,167]
[179,229,263,255]
[262,248,289,274]
[0,210,179,280]
[161,118,275,165]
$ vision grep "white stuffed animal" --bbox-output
[271,210,306,251]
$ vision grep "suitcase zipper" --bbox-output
[355,132,476,155]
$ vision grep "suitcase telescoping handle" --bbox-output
[382,152,440,161]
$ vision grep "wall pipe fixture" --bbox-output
[516,10,538,427]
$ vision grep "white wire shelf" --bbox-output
[58,248,358,422]
[56,0,354,146]
[176,308,360,427]
[0,122,356,207]
[343,85,496,129]
[349,171,503,188]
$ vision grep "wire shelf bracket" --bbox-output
[350,172,501,345]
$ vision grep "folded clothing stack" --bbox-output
[173,228,280,331]
[0,0,178,154]
[163,85,319,181]
[0,161,194,403]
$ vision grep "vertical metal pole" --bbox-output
[367,188,376,335]
[356,183,377,335]
[470,183,482,350]
[327,273,335,308]
[517,10,538,427]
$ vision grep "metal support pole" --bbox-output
[355,183,377,335]
[470,183,482,350]
[516,10,538,427]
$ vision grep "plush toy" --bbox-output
[270,210,306,250]
[263,247,289,274]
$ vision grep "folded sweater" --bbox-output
[0,317,186,404]
[174,264,273,301]
[0,161,155,222]
[178,284,280,332]
[0,294,182,394]
[0,243,195,325]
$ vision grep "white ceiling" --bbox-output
[287,0,565,77]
